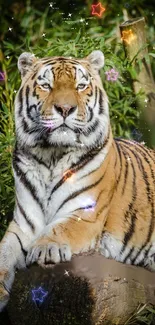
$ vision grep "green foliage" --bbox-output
[125,304,155,324]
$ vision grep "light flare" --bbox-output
[32,287,48,304]
[121,29,136,44]
[91,2,106,18]
[63,169,75,182]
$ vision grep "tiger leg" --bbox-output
[26,215,103,266]
[99,232,155,271]
[0,220,33,311]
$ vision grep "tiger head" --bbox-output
[15,51,110,149]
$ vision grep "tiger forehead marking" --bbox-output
[36,60,90,87]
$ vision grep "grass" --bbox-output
[125,304,155,325]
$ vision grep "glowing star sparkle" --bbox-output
[121,29,136,44]
[64,270,69,276]
[63,169,74,182]
[91,3,106,18]
[82,197,96,212]
[105,69,119,82]
[32,287,48,304]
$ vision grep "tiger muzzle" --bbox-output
[54,104,77,118]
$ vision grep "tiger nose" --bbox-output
[54,104,77,117]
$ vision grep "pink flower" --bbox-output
[105,68,119,82]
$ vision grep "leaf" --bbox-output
[149,53,155,58]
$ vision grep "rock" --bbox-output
[6,253,155,325]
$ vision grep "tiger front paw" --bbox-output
[26,242,72,266]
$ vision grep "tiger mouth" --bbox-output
[41,120,74,133]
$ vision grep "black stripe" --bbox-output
[22,117,38,134]
[25,85,38,122]
[41,59,54,65]
[13,155,44,212]
[18,88,23,116]
[31,71,38,80]
[38,75,43,80]
[26,85,33,121]
[144,244,152,260]
[122,210,137,251]
[123,247,135,263]
[98,89,104,114]
[131,245,145,265]
[43,68,49,78]
[114,140,122,186]
[97,188,114,218]
[22,117,30,133]
[55,172,106,216]
[17,199,35,232]
[119,145,137,217]
[87,106,93,123]
[93,86,98,108]
[78,68,85,79]
[42,58,80,65]
[121,150,129,195]
[8,231,27,256]
[28,151,49,169]
[82,119,99,136]
[86,82,93,97]
[26,85,30,109]
[79,133,110,181]
[135,244,152,267]
[136,260,145,267]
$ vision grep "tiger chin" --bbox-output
[0,50,155,311]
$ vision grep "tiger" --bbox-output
[0,50,155,311]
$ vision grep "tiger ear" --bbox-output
[18,52,37,78]
[87,50,104,71]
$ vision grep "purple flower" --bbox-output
[105,68,119,82]
[0,72,5,81]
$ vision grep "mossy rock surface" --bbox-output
[7,264,94,325]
